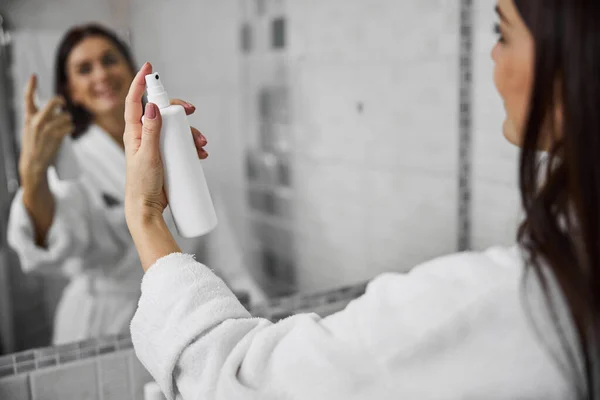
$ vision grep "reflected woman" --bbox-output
[8,24,266,345]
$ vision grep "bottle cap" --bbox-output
[145,72,170,108]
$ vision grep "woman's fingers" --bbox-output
[170,98,196,115]
[191,127,207,144]
[41,114,74,138]
[24,75,39,120]
[125,62,152,125]
[39,113,72,135]
[170,101,203,156]
[198,148,209,159]
[141,103,163,152]
[124,62,153,152]
[42,121,74,143]
[35,96,65,125]
[190,127,208,159]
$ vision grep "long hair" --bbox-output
[54,24,136,139]
[514,1,600,397]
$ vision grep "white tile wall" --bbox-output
[290,62,377,163]
[5,0,121,30]
[363,58,459,174]
[278,0,462,291]
[293,157,366,252]
[472,180,522,249]
[365,167,457,271]
[130,0,240,93]
[288,0,452,63]
[294,242,367,292]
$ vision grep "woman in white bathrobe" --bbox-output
[124,1,600,399]
[7,24,265,345]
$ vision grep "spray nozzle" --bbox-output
[145,72,170,108]
[145,73,163,89]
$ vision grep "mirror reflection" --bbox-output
[0,0,520,357]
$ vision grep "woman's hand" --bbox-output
[19,75,74,189]
[124,63,209,224]
[123,62,208,270]
[170,98,209,160]
[19,74,74,246]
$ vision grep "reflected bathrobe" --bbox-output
[7,124,263,345]
[131,246,579,400]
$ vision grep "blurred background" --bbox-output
[0,0,521,356]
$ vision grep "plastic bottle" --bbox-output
[144,72,218,237]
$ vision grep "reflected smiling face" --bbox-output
[66,36,134,118]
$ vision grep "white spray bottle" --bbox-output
[144,72,218,237]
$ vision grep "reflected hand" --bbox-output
[19,75,74,188]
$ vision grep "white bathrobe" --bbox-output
[130,246,579,400]
[7,124,264,345]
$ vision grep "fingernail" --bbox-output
[185,102,196,110]
[200,135,207,144]
[145,103,157,119]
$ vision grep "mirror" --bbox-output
[0,0,521,355]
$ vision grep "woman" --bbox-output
[125,0,599,398]
[7,24,265,345]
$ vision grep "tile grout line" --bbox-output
[458,0,474,251]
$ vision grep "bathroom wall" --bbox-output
[0,336,153,400]
[284,0,461,291]
[278,0,522,291]
[238,0,460,294]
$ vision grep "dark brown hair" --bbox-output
[514,0,600,398]
[54,24,137,139]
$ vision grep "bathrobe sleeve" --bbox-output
[7,170,119,275]
[130,247,553,400]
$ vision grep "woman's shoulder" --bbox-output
[330,246,527,338]
[332,246,531,354]
[327,246,571,395]
[367,245,525,299]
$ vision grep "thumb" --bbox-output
[141,103,162,152]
